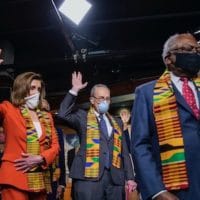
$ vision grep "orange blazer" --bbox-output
[0,101,59,191]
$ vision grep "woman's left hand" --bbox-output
[14,153,44,173]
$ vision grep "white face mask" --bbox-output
[25,93,40,109]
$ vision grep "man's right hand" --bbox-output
[0,49,4,64]
[155,191,179,200]
[71,71,88,93]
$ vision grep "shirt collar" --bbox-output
[94,109,106,119]
[170,72,182,84]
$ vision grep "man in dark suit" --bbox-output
[47,127,66,200]
[131,33,200,200]
[58,71,137,200]
[41,100,66,200]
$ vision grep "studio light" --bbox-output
[59,0,92,25]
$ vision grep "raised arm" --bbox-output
[71,71,88,93]
[58,71,88,128]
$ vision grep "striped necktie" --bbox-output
[99,114,109,138]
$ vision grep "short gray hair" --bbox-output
[162,33,194,62]
[90,84,110,97]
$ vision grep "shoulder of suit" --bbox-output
[1,100,17,109]
[135,80,157,93]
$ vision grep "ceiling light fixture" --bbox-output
[59,0,92,25]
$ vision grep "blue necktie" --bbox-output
[99,114,110,168]
[99,114,109,139]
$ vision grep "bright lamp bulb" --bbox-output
[59,0,92,25]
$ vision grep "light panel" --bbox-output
[59,0,92,25]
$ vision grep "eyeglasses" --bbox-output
[93,96,111,102]
[169,44,200,54]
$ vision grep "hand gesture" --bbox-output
[0,49,4,64]
[119,108,131,130]
[125,180,137,193]
[120,108,131,124]
[14,153,44,173]
[71,71,88,93]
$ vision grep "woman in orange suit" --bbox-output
[0,71,59,200]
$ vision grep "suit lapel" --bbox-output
[194,82,200,108]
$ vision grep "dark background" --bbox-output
[0,0,200,110]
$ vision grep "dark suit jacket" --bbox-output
[124,129,131,153]
[56,128,66,187]
[58,92,134,185]
[47,128,66,200]
[131,80,200,200]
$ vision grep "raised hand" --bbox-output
[71,71,88,93]
[119,108,131,130]
[0,49,4,64]
[120,108,131,124]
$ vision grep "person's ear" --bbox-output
[90,97,94,105]
[165,56,173,65]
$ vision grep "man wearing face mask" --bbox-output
[131,33,200,200]
[58,71,137,200]
[0,71,59,200]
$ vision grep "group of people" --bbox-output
[0,32,200,200]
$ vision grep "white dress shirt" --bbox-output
[94,110,113,137]
[33,121,42,138]
[170,72,199,108]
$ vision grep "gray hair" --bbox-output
[90,84,110,97]
[162,33,194,62]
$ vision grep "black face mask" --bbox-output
[174,53,200,74]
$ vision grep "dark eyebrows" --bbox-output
[30,85,41,91]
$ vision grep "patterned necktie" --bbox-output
[181,77,200,119]
[99,114,110,168]
[99,114,109,138]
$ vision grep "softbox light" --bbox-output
[59,0,92,25]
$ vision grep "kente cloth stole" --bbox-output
[153,70,200,190]
[85,107,122,178]
[20,106,52,192]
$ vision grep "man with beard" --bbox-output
[131,33,200,200]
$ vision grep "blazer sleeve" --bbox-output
[122,129,135,180]
[41,113,59,167]
[0,101,8,121]
[58,92,84,131]
[57,128,66,186]
[124,129,131,153]
[116,118,134,181]
[131,86,165,200]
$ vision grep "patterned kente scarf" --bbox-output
[85,107,122,178]
[153,69,200,190]
[20,106,52,192]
